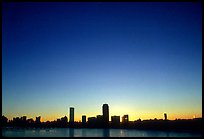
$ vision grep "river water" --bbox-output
[2,127,202,137]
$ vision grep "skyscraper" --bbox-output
[82,115,86,125]
[69,107,74,123]
[102,104,109,127]
[164,113,167,121]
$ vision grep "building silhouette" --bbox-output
[111,116,120,127]
[2,115,8,126]
[21,116,27,122]
[88,117,97,127]
[82,115,86,126]
[122,115,129,123]
[69,107,74,123]
[164,113,167,121]
[54,116,68,127]
[61,116,68,124]
[96,115,103,127]
[27,118,34,124]
[102,104,109,127]
[36,116,41,123]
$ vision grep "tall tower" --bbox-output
[82,115,86,125]
[102,104,109,127]
[164,113,167,121]
[69,107,74,123]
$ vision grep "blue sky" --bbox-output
[2,2,202,121]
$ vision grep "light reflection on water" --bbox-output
[2,127,202,137]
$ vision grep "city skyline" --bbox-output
[2,2,202,122]
[2,103,201,122]
[2,103,202,133]
[4,103,198,123]
[2,104,202,136]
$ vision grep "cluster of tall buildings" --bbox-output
[68,104,111,127]
[11,116,41,124]
[67,104,133,127]
[4,103,168,128]
[67,104,168,127]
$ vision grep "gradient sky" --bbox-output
[2,2,202,122]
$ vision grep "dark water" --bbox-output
[2,127,202,137]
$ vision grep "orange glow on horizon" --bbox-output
[5,113,202,122]
[4,104,202,122]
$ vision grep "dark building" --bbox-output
[164,113,167,121]
[2,115,8,126]
[88,117,97,127]
[69,107,74,123]
[122,115,129,123]
[27,118,34,124]
[13,117,21,126]
[102,104,109,127]
[88,117,96,122]
[61,116,68,124]
[21,116,27,122]
[111,116,120,127]
[57,118,60,122]
[35,116,41,124]
[82,115,86,125]
[36,116,41,123]
[13,117,20,121]
[20,116,27,125]
[96,115,103,127]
